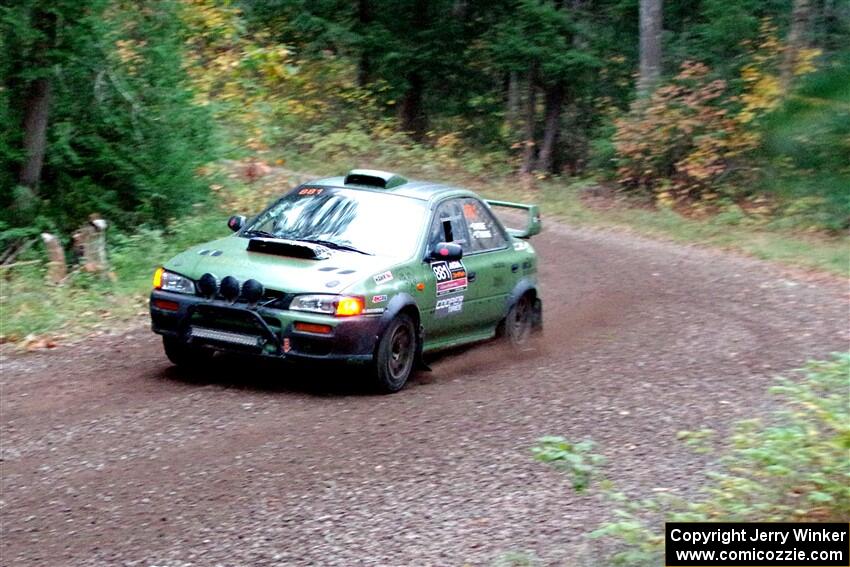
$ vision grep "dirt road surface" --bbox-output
[2,221,847,566]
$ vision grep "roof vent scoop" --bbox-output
[344,169,407,189]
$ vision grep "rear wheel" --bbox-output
[162,336,214,369]
[504,293,533,346]
[372,313,417,393]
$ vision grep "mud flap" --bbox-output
[415,324,431,371]
[532,298,543,332]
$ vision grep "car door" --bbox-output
[420,197,511,342]
[419,198,476,341]
[456,197,515,326]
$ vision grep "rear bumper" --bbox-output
[150,290,382,363]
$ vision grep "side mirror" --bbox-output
[430,242,463,262]
[227,215,246,232]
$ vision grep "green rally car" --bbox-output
[150,169,542,392]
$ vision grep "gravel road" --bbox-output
[1,221,847,566]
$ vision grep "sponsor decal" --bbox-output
[283,337,291,353]
[364,307,385,315]
[431,260,468,296]
[470,221,492,239]
[298,187,324,196]
[373,270,393,285]
[371,294,388,303]
[435,295,464,317]
[513,241,530,251]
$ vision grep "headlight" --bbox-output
[153,267,196,295]
[290,294,364,317]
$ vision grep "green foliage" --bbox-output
[491,550,541,567]
[0,208,226,341]
[535,354,850,566]
[0,0,215,236]
[665,0,785,80]
[3,0,849,241]
[759,53,850,231]
[531,436,605,492]
[2,0,848,345]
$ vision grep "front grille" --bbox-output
[190,326,262,347]
[187,302,281,350]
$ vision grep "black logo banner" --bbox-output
[665,522,849,566]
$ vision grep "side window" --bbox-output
[428,199,469,251]
[461,198,507,253]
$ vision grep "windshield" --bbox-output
[242,187,427,258]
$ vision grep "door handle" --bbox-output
[511,264,519,273]
[468,271,477,282]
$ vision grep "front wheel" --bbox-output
[372,313,417,393]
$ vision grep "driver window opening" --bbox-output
[442,219,453,242]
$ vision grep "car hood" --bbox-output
[164,235,399,294]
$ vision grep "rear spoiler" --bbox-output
[485,200,542,239]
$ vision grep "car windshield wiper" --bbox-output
[296,238,374,256]
[242,229,278,239]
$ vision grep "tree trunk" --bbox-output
[506,71,520,134]
[19,77,51,188]
[637,0,663,97]
[41,232,67,284]
[398,71,427,141]
[356,0,372,87]
[72,215,110,276]
[537,82,564,174]
[781,0,811,91]
[520,69,537,176]
[452,0,468,19]
[398,0,428,141]
[18,7,57,194]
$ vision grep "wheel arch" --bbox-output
[378,293,421,331]
[374,292,425,375]
[503,277,542,332]
[506,277,538,309]
[377,294,423,351]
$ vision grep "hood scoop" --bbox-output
[247,237,330,260]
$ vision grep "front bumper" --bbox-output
[150,290,382,363]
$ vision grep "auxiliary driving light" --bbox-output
[197,273,219,297]
[241,278,264,303]
[220,275,241,301]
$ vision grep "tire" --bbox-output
[162,336,214,369]
[372,313,417,393]
[504,293,533,346]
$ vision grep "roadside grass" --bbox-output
[0,167,305,345]
[1,155,847,346]
[533,353,850,565]
[0,202,229,345]
[481,179,850,276]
